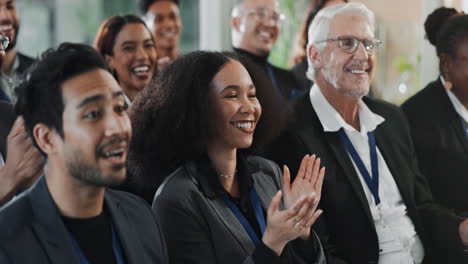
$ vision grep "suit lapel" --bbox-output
[430,80,468,155]
[252,170,284,211]
[105,192,143,264]
[183,162,257,254]
[373,126,413,207]
[297,96,374,226]
[325,131,374,224]
[206,198,256,254]
[30,177,80,264]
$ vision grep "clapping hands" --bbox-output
[262,154,325,255]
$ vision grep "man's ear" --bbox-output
[231,16,242,33]
[33,124,59,156]
[308,44,323,69]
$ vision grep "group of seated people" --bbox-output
[0,0,467,263]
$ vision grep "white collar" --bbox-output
[440,76,468,123]
[309,83,385,135]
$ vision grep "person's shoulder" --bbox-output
[153,165,200,202]
[0,101,14,125]
[247,155,280,173]
[17,52,36,65]
[17,52,36,73]
[401,80,444,114]
[0,192,33,239]
[363,95,404,120]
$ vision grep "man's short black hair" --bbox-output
[15,43,110,156]
[139,0,179,14]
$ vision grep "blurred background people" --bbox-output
[140,0,182,70]
[129,50,325,263]
[0,32,42,206]
[0,0,35,103]
[401,12,468,263]
[94,14,157,104]
[231,0,303,102]
[289,0,348,92]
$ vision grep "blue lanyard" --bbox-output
[338,128,380,205]
[68,223,126,264]
[222,187,266,245]
[0,89,10,103]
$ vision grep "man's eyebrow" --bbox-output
[76,95,105,109]
[76,91,124,109]
[113,91,124,98]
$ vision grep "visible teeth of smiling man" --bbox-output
[161,31,175,37]
[233,122,253,129]
[259,31,271,38]
[104,149,123,157]
[349,69,366,74]
[0,25,12,31]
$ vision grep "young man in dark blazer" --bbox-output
[265,3,468,264]
[0,43,168,263]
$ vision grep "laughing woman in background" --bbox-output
[94,15,157,104]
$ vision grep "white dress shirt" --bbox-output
[310,84,424,264]
[439,78,468,126]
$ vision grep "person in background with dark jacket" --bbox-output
[231,0,303,102]
[0,0,35,103]
[0,32,43,206]
[401,11,468,263]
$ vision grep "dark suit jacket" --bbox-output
[153,155,325,264]
[17,52,36,75]
[265,94,465,264]
[402,79,468,262]
[0,176,169,264]
[0,101,15,158]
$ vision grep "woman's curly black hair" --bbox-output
[125,50,291,198]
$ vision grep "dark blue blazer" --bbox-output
[0,176,169,264]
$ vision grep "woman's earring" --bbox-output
[444,73,453,90]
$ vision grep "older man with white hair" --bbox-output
[266,3,468,263]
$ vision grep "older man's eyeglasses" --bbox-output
[0,34,9,51]
[316,36,382,54]
[244,8,285,24]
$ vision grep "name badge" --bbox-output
[376,225,404,254]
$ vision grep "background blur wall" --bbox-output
[15,0,468,104]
